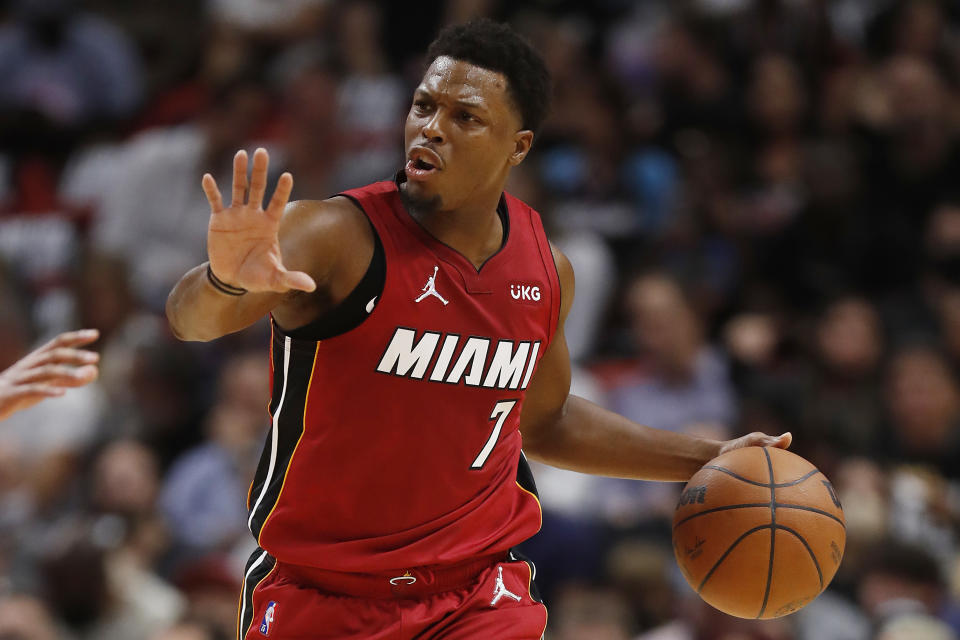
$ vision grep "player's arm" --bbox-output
[518,245,791,482]
[165,148,362,342]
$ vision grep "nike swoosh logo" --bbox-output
[365,296,377,313]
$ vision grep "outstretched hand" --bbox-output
[718,431,792,457]
[202,148,316,294]
[0,329,100,421]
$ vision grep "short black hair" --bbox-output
[426,19,551,135]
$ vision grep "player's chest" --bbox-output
[358,255,553,391]
[375,253,551,335]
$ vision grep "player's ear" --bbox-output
[509,130,534,166]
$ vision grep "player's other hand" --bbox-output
[0,329,100,421]
[718,431,792,456]
[202,148,316,294]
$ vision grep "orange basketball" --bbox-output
[672,446,846,619]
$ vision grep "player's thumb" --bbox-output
[280,270,317,293]
[772,432,792,449]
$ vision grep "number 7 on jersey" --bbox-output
[470,400,518,470]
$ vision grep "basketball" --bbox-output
[672,446,846,619]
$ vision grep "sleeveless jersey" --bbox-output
[246,179,561,572]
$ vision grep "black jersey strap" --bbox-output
[283,224,385,341]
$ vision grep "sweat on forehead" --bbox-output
[421,57,520,121]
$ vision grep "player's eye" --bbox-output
[459,111,477,123]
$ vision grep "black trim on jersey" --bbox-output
[247,339,318,540]
[283,215,385,342]
[516,450,540,500]
[285,181,510,344]
[512,452,544,604]
[508,546,545,605]
[237,547,277,640]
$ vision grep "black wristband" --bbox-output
[206,264,248,296]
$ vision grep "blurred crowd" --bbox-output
[1,0,960,638]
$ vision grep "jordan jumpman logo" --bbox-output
[415,265,449,305]
[490,566,522,606]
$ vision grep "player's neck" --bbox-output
[412,195,504,270]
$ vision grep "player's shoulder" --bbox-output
[280,196,371,245]
[277,196,373,283]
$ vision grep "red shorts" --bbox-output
[237,548,548,639]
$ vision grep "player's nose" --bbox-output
[421,111,445,144]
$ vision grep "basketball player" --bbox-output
[0,329,99,421]
[166,20,790,639]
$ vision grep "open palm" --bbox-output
[202,148,315,294]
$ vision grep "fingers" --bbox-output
[265,172,293,220]
[5,384,66,400]
[16,364,98,386]
[44,329,99,350]
[65,365,99,386]
[202,174,224,213]
[772,432,792,449]
[248,148,270,209]
[34,348,100,368]
[231,150,249,206]
[278,269,317,293]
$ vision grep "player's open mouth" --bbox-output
[406,158,439,180]
[406,148,442,181]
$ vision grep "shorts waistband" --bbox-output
[276,552,507,599]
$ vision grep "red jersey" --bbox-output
[246,179,561,573]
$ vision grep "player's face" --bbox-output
[402,56,532,213]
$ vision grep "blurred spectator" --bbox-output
[0,593,61,640]
[91,71,270,308]
[90,440,160,519]
[858,55,960,291]
[150,619,227,640]
[795,296,884,462]
[40,521,183,640]
[271,44,343,200]
[550,584,636,640]
[0,0,143,138]
[206,0,328,41]
[857,540,950,631]
[170,557,242,639]
[607,272,735,434]
[332,1,407,188]
[881,344,960,479]
[160,350,268,555]
[877,614,957,640]
[595,272,734,528]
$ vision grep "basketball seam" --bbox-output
[697,524,771,593]
[758,447,776,619]
[673,503,769,528]
[775,504,845,528]
[776,524,824,590]
[674,502,845,531]
[702,466,819,489]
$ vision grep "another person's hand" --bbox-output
[0,329,100,421]
[718,431,792,456]
[202,148,316,294]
